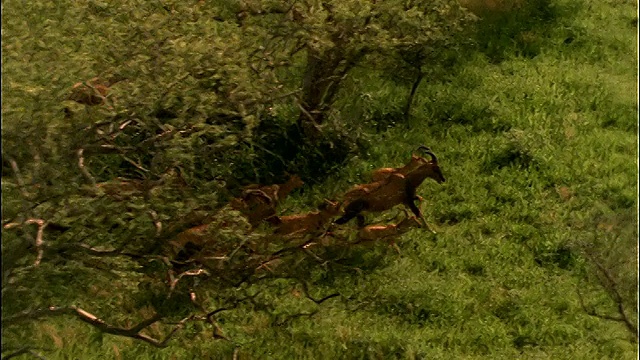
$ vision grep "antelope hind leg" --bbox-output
[334,199,367,225]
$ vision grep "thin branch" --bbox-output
[298,279,340,305]
[167,268,210,297]
[121,155,150,173]
[3,306,186,348]
[296,101,318,124]
[77,149,96,186]
[205,307,232,322]
[267,87,303,103]
[2,348,50,360]
[227,238,250,263]
[582,251,638,339]
[81,144,134,155]
[25,219,46,266]
[273,309,319,326]
[6,157,29,198]
[148,210,163,237]
[3,306,76,326]
[4,219,47,266]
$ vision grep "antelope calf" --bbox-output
[356,215,422,243]
[265,199,341,237]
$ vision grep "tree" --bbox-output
[2,0,474,353]
[232,0,475,136]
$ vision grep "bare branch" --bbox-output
[296,101,318,124]
[2,347,50,360]
[3,218,47,267]
[2,306,76,326]
[121,155,149,173]
[581,251,638,339]
[119,119,133,130]
[3,306,188,348]
[80,144,134,155]
[6,157,30,198]
[77,149,96,186]
[298,279,340,305]
[148,210,163,237]
[267,87,303,103]
[25,219,46,266]
[167,268,211,297]
[273,309,319,326]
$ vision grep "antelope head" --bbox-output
[417,145,445,184]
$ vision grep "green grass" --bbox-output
[2,0,637,358]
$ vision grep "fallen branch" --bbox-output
[121,155,149,173]
[298,280,339,305]
[167,268,210,297]
[2,347,50,360]
[273,309,319,326]
[3,306,187,348]
[4,218,47,266]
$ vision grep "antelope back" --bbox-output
[358,224,397,241]
[371,154,428,182]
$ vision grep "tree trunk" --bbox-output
[297,48,364,139]
[404,72,424,121]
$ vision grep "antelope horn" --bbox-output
[417,145,438,162]
[424,150,438,163]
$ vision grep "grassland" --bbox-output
[2,0,637,358]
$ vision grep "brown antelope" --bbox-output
[230,174,304,226]
[357,215,423,243]
[334,148,445,233]
[67,76,125,106]
[265,199,341,237]
[169,224,219,263]
[356,214,423,252]
[241,174,304,204]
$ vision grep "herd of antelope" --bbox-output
[171,146,446,261]
[64,79,446,262]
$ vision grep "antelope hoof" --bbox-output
[423,222,437,234]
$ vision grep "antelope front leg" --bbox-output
[388,240,402,254]
[407,194,437,234]
[421,219,437,234]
